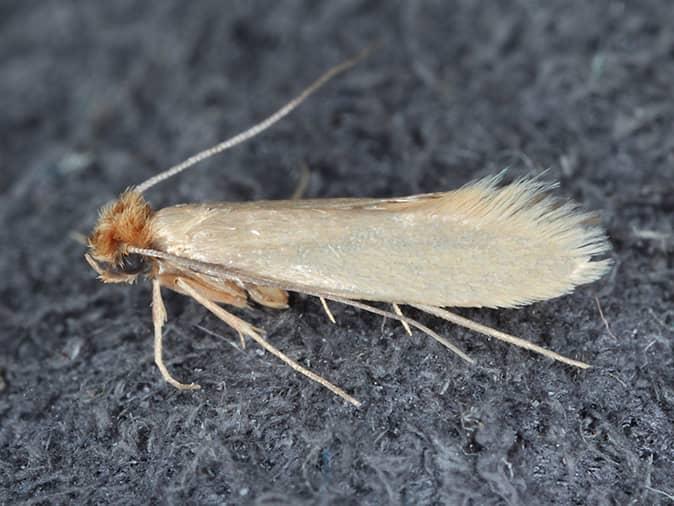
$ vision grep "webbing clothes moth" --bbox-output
[86,50,612,406]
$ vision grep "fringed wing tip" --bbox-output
[441,174,613,306]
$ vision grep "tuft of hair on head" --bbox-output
[88,190,155,267]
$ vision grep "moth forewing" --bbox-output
[149,176,611,309]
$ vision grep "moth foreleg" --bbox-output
[175,277,361,407]
[152,279,201,390]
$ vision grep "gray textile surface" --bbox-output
[1,2,672,504]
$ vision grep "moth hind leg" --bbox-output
[319,297,337,324]
[320,296,474,364]
[412,304,590,369]
[290,161,311,200]
[392,303,412,336]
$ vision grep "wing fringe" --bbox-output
[425,174,612,303]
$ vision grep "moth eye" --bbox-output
[120,253,147,275]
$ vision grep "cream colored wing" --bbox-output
[150,177,611,308]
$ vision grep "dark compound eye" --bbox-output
[120,253,147,275]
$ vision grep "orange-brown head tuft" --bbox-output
[87,190,155,281]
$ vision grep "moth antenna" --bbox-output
[135,45,377,194]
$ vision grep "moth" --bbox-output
[86,50,612,406]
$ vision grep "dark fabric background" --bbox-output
[1,1,672,504]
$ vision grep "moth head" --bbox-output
[86,190,154,283]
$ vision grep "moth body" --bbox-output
[86,176,611,405]
[84,50,612,405]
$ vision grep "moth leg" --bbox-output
[152,279,201,390]
[320,297,337,324]
[392,303,412,336]
[160,273,247,307]
[290,161,311,199]
[160,273,248,348]
[321,295,474,364]
[175,278,361,407]
[247,285,289,309]
[413,304,590,369]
